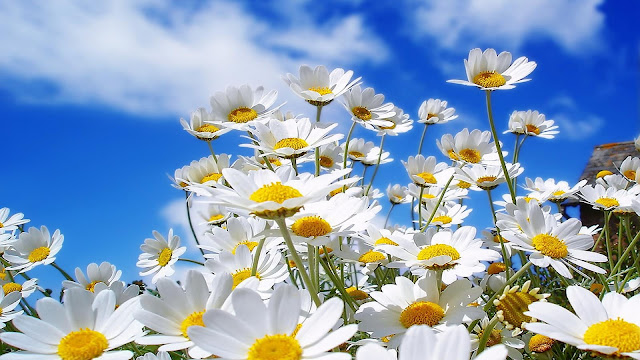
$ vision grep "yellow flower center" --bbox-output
[309,87,332,96]
[319,156,334,168]
[0,269,7,280]
[381,335,393,343]
[157,248,173,267]
[583,318,640,355]
[374,237,398,246]
[28,246,50,263]
[432,215,453,224]
[493,234,508,243]
[232,268,260,289]
[250,182,303,204]
[352,106,372,121]
[0,222,3,228]
[259,158,282,167]
[447,149,460,161]
[232,241,259,254]
[417,244,460,262]
[196,124,220,133]
[529,334,554,353]
[623,170,637,180]
[415,172,437,185]
[180,310,206,339]
[291,216,332,238]
[477,176,498,184]
[274,138,309,151]
[318,247,333,255]
[349,151,365,159]
[358,250,386,264]
[346,286,369,300]
[2,282,22,295]
[228,107,258,123]
[57,328,109,360]
[329,188,345,197]
[532,234,568,259]
[525,124,541,135]
[596,170,613,178]
[248,334,302,360]
[379,121,397,130]
[458,148,481,163]
[399,301,445,328]
[85,281,103,293]
[488,262,507,275]
[552,190,565,197]
[201,173,222,183]
[208,214,225,222]
[457,180,471,189]
[496,292,537,329]
[422,193,436,200]
[473,71,507,88]
[595,197,619,208]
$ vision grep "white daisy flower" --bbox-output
[455,163,523,191]
[374,106,413,136]
[0,288,143,360]
[357,224,414,251]
[283,65,362,106]
[407,183,468,205]
[479,261,508,293]
[342,86,396,129]
[4,226,63,273]
[504,110,558,139]
[387,184,411,205]
[180,107,231,141]
[579,183,633,211]
[95,281,140,307]
[361,145,393,166]
[403,155,454,188]
[235,149,292,172]
[471,317,524,360]
[181,154,232,189]
[481,229,514,260]
[437,128,499,164]
[345,138,375,163]
[188,284,358,359]
[418,98,458,125]
[210,84,280,130]
[1,277,39,299]
[355,273,484,347]
[448,48,536,90]
[62,261,122,293]
[619,156,640,182]
[317,142,345,171]
[0,208,29,235]
[525,285,640,358]
[421,201,472,228]
[196,204,232,226]
[199,217,276,257]
[0,291,23,328]
[244,117,342,159]
[136,229,186,284]
[136,351,171,360]
[523,177,586,203]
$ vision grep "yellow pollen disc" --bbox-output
[157,248,173,267]
[346,286,369,300]
[457,180,471,189]
[291,216,332,238]
[318,247,333,255]
[399,301,445,328]
[552,190,565,197]
[529,334,554,353]
[623,170,637,180]
[228,107,258,123]
[415,172,437,185]
[349,151,365,159]
[232,241,259,254]
[208,214,225,222]
[57,328,108,360]
[493,234,509,243]
[473,71,507,88]
[417,244,461,262]
[232,268,260,289]
[427,113,438,119]
[525,124,541,135]
[180,310,206,339]
[496,292,537,329]
[523,196,536,203]
[250,182,303,204]
[358,250,386,264]
[596,170,614,178]
[458,148,481,163]
[422,194,436,200]
[329,188,345,197]
[590,283,604,296]
[381,335,394,343]
[319,156,334,168]
[259,158,282,167]
[447,149,460,161]
[595,197,619,209]
[274,138,309,151]
[201,173,222,183]
[196,124,220,133]
[248,334,302,360]
[179,181,188,188]
[583,318,640,355]
[488,262,507,275]
[432,215,453,224]
[480,329,503,347]
[28,246,50,263]
[352,106,372,121]
[2,282,22,295]
[532,234,568,259]
[374,237,398,246]
[309,86,332,96]
[0,269,7,280]
[379,121,397,130]
[0,222,3,228]
[85,281,102,293]
[477,176,498,183]
[288,260,297,268]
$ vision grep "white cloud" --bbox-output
[409,0,605,55]
[0,0,387,117]
[546,94,604,141]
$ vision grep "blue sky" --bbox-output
[1,0,638,287]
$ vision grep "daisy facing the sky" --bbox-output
[4,226,63,274]
[283,65,361,106]
[210,84,280,130]
[136,229,186,284]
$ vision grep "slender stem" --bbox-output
[603,211,615,274]
[275,218,321,306]
[511,134,520,163]
[315,105,323,176]
[206,141,218,165]
[418,124,429,155]
[291,157,299,175]
[318,253,357,312]
[418,187,425,230]
[250,237,266,276]
[487,190,511,276]
[410,198,417,230]
[611,228,640,275]
[51,262,74,281]
[365,134,386,196]
[185,192,206,257]
[477,317,500,353]
[360,166,368,186]
[420,175,455,231]
[342,122,357,172]
[384,204,395,228]
[485,91,516,203]
[178,258,204,266]
[307,244,316,292]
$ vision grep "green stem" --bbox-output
[318,253,357,312]
[206,141,218,165]
[51,262,74,281]
[384,204,395,228]
[418,187,425,230]
[420,175,455,231]
[477,317,500,353]
[178,258,204,266]
[291,157,299,175]
[342,122,357,173]
[487,190,511,277]
[315,105,323,176]
[251,237,266,276]
[485,91,516,203]
[365,134,386,196]
[418,124,429,155]
[603,211,615,274]
[185,192,206,258]
[611,228,640,275]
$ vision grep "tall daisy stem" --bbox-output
[420,175,455,232]
[275,218,321,306]
[365,134,385,196]
[185,192,206,257]
[318,253,357,312]
[384,204,395,228]
[206,141,218,165]
[250,237,266,276]
[51,262,74,281]
[477,316,500,353]
[178,258,204,266]
[342,122,357,173]
[315,106,323,176]
[485,91,517,203]
[603,211,615,273]
[487,190,511,277]
[417,124,429,155]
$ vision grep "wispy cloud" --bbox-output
[546,94,604,141]
[0,1,387,117]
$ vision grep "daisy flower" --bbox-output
[196,204,232,226]
[244,117,342,159]
[357,224,414,251]
[387,184,410,205]
[0,288,143,360]
[199,217,276,257]
[437,128,499,164]
[210,84,280,130]
[317,142,344,171]
[0,291,23,328]
[579,183,633,211]
[493,280,549,331]
[0,208,29,235]
[525,285,640,358]
[447,48,536,90]
[136,229,186,284]
[135,351,171,360]
[374,106,413,136]
[96,281,140,307]
[235,149,291,172]
[455,163,523,191]
[188,284,358,360]
[355,273,484,347]
[345,138,375,163]
[407,183,468,206]
[361,145,393,166]
[283,65,361,106]
[619,156,640,182]
[504,110,558,139]
[523,177,586,203]
[418,98,458,125]
[1,277,39,299]
[182,154,232,189]
[342,86,396,129]
[421,201,472,228]
[4,226,63,273]
[180,107,231,141]
[403,155,454,188]
[205,166,353,219]
[479,261,508,293]
[62,261,122,293]
[471,317,524,360]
